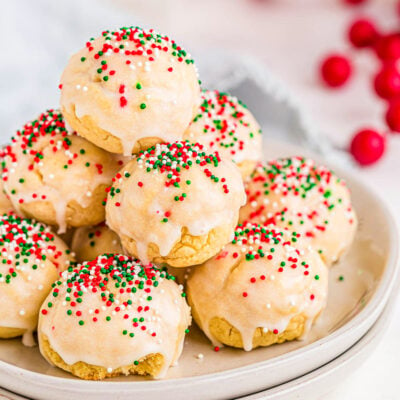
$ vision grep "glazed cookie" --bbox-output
[239,157,357,265]
[60,26,200,155]
[71,223,123,262]
[186,223,328,351]
[38,254,191,379]
[184,90,262,178]
[106,141,246,267]
[0,110,126,233]
[0,214,73,346]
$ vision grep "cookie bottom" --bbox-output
[39,334,165,380]
[122,223,236,268]
[63,106,162,155]
[208,314,307,350]
[0,326,26,339]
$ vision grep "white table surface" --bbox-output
[1,0,400,399]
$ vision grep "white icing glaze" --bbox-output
[38,255,191,378]
[187,224,329,351]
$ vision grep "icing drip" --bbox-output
[39,254,191,378]
[187,223,328,351]
[22,331,36,347]
[105,141,246,263]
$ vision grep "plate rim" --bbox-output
[238,271,400,400]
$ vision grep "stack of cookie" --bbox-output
[0,26,357,380]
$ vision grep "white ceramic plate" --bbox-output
[239,280,399,400]
[0,279,396,400]
[1,261,398,400]
[0,139,398,400]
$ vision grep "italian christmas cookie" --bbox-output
[0,214,73,346]
[105,141,246,267]
[60,26,200,155]
[184,90,262,178]
[71,223,123,263]
[38,254,191,380]
[0,110,126,233]
[186,223,328,351]
[239,157,357,265]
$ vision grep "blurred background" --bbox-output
[1,0,400,398]
[2,0,399,150]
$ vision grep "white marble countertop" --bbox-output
[1,0,399,398]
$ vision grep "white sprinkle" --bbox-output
[19,309,25,316]
[197,353,204,360]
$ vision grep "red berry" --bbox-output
[348,18,378,48]
[343,0,367,5]
[320,54,352,88]
[350,129,386,165]
[375,34,400,61]
[373,66,400,99]
[385,100,400,132]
